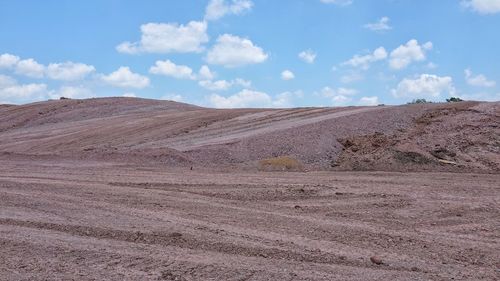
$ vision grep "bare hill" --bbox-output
[0,97,498,172]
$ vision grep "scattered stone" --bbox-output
[370,256,384,265]
[169,232,183,238]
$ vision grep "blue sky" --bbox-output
[1,0,499,107]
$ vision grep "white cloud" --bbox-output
[149,60,196,80]
[340,72,363,83]
[199,78,252,91]
[426,62,438,69]
[205,0,253,21]
[298,50,317,64]
[0,83,48,99]
[0,75,16,88]
[0,53,20,68]
[320,86,358,105]
[116,21,209,54]
[1,54,95,81]
[209,89,272,108]
[0,75,49,103]
[389,39,433,70]
[465,68,496,87]
[15,58,45,78]
[363,17,392,31]
[101,67,150,89]
[49,86,94,99]
[320,0,353,6]
[199,79,233,91]
[272,91,303,107]
[456,92,500,101]
[206,34,268,67]
[358,96,380,106]
[233,78,252,88]
[343,47,387,69]
[391,74,455,99]
[462,0,500,14]
[161,93,184,102]
[123,92,137,98]
[281,70,295,80]
[46,62,95,81]
[198,65,216,80]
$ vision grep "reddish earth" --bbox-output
[0,97,498,171]
[0,97,499,280]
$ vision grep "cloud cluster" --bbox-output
[281,70,295,80]
[341,39,433,72]
[149,60,197,80]
[363,17,392,31]
[391,74,455,99]
[465,68,496,87]
[462,0,500,14]
[0,75,48,102]
[298,50,317,64]
[209,89,272,108]
[206,34,268,67]
[116,21,209,54]
[49,86,94,100]
[147,59,251,92]
[0,53,20,68]
[205,0,253,21]
[389,39,433,70]
[358,96,380,106]
[209,89,301,108]
[199,78,251,91]
[47,62,96,81]
[101,67,150,89]
[320,86,358,105]
[15,58,45,78]
[343,47,387,70]
[0,53,95,81]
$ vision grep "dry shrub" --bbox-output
[258,156,304,171]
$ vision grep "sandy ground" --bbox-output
[1,158,499,281]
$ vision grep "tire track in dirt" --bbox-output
[2,174,497,276]
[0,218,381,271]
[1,160,499,280]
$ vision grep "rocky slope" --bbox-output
[0,97,498,172]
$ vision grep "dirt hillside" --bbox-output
[0,97,498,172]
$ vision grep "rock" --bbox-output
[170,232,183,238]
[370,256,384,265]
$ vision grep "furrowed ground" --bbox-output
[0,98,498,280]
[0,159,498,280]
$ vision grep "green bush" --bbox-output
[446,97,464,102]
[407,98,431,104]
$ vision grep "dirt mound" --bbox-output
[333,102,499,172]
[0,97,497,172]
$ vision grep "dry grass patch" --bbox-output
[258,156,304,171]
